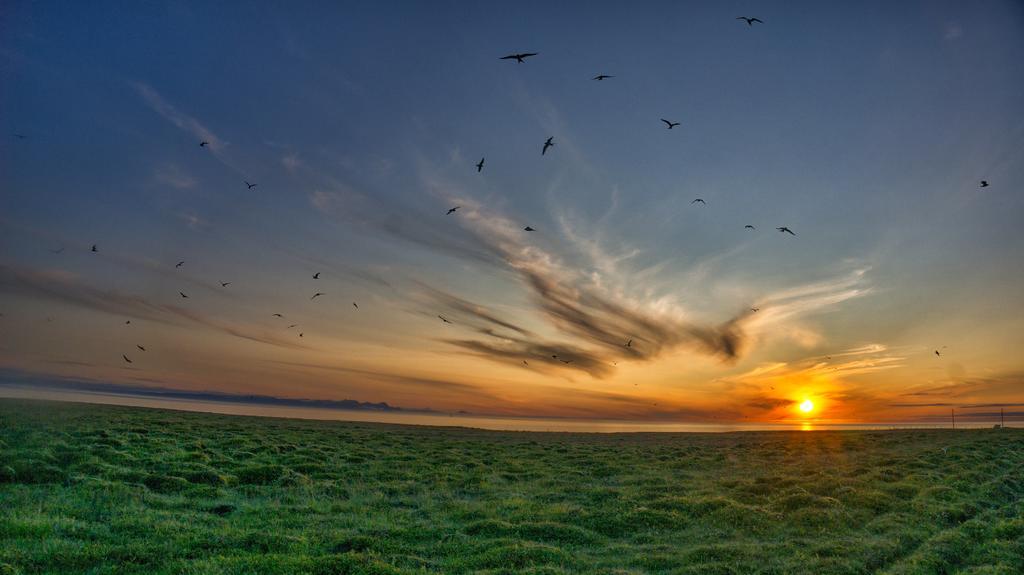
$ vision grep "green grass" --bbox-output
[1,400,1022,574]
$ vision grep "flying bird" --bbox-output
[736,16,763,26]
[500,52,538,63]
[661,119,680,129]
[776,226,796,236]
[750,307,760,312]
[272,313,283,317]
[438,315,452,324]
[593,74,613,81]
[136,345,146,351]
[352,302,358,309]
[311,292,324,300]
[522,360,529,366]
[560,359,573,364]
[935,350,941,357]
[542,137,554,155]
[313,272,320,279]
[691,198,706,205]
[745,225,756,230]
[446,206,460,215]
[125,320,131,325]
[980,181,989,188]
[179,291,189,298]
[245,181,257,190]
[91,244,98,252]
[287,324,297,329]
[524,226,535,232]
[122,355,132,364]
[626,339,633,348]
[175,261,184,268]
[220,282,231,287]
[50,247,65,254]
[199,141,209,147]
[299,333,303,338]
[476,158,485,172]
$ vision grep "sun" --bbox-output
[799,399,814,413]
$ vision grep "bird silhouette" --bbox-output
[560,359,573,364]
[661,119,680,129]
[287,324,298,329]
[750,307,760,312]
[980,181,989,188]
[125,320,131,325]
[122,355,132,364]
[736,16,763,26]
[220,282,231,287]
[245,181,257,190]
[136,345,146,351]
[179,291,189,298]
[175,261,184,268]
[476,158,485,172]
[313,272,320,279]
[500,52,538,63]
[777,227,796,236]
[446,206,460,215]
[593,74,613,81]
[199,141,209,147]
[272,313,283,318]
[523,360,529,366]
[745,225,756,230]
[691,198,706,205]
[626,339,632,347]
[91,244,98,252]
[524,226,535,232]
[50,247,65,254]
[311,292,324,300]
[299,332,304,337]
[935,350,941,357]
[438,315,453,324]
[352,302,358,309]
[542,137,554,155]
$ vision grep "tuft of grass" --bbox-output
[1,399,1022,574]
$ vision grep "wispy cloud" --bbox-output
[0,264,309,351]
[281,152,302,173]
[154,163,197,189]
[134,82,223,150]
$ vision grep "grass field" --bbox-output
[1,399,1022,574]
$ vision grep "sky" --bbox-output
[1,1,1023,424]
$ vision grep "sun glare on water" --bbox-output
[799,399,814,413]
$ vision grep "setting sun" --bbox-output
[800,399,815,413]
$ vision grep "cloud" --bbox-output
[308,169,872,377]
[154,164,197,189]
[900,373,1024,399]
[178,211,209,230]
[134,82,223,150]
[0,264,309,351]
[281,153,302,172]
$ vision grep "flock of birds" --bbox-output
[14,15,993,371]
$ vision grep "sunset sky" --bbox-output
[2,1,1022,423]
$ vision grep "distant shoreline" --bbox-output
[2,389,1018,434]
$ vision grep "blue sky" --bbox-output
[2,1,1023,421]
